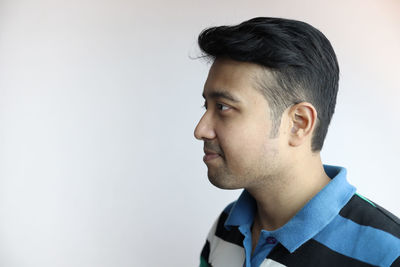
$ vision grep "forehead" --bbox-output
[203,58,266,100]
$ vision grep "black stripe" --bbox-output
[391,256,400,267]
[268,240,375,267]
[373,202,400,225]
[214,211,244,247]
[339,195,400,239]
[201,240,211,263]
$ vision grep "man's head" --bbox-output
[198,17,339,152]
[194,17,339,190]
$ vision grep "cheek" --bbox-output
[220,125,270,165]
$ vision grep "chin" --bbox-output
[207,173,242,190]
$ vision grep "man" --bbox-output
[194,17,400,267]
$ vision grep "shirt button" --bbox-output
[266,237,277,244]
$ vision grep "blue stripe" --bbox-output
[314,215,400,266]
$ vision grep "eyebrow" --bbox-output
[202,90,241,103]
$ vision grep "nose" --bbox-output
[194,112,216,140]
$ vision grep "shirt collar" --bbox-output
[225,165,356,252]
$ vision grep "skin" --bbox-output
[194,58,331,254]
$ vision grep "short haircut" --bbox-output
[198,17,340,152]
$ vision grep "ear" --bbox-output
[288,102,317,147]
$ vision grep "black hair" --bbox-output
[198,17,339,152]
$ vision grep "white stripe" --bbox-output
[208,235,245,267]
[205,218,245,267]
[259,258,287,267]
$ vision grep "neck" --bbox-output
[247,153,330,231]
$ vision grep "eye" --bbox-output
[216,103,230,111]
[202,101,208,110]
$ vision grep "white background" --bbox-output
[0,0,399,266]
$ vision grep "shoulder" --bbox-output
[339,193,400,239]
[315,193,400,266]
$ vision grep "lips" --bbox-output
[203,149,223,162]
[203,152,220,162]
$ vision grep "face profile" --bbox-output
[194,58,283,190]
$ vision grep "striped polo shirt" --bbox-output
[200,165,400,267]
